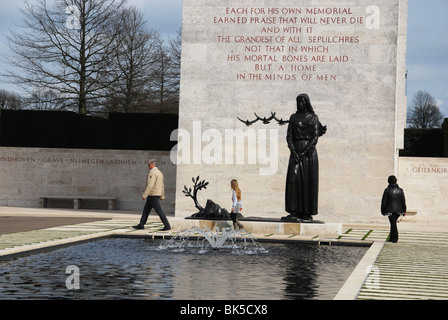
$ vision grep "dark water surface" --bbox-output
[0,238,367,300]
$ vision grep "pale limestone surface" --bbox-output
[176,0,408,223]
[0,147,176,213]
[398,157,448,223]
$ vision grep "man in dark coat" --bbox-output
[381,175,407,243]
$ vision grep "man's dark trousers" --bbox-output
[138,196,170,229]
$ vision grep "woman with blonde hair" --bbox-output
[230,179,244,230]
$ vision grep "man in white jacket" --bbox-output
[133,160,171,231]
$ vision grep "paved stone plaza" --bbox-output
[1,206,447,300]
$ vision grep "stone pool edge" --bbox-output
[333,241,385,300]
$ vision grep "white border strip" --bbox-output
[334,241,385,300]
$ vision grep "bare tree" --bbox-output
[103,6,161,113]
[407,90,444,129]
[24,89,67,111]
[150,45,169,112]
[4,0,127,115]
[148,29,181,114]
[169,27,182,70]
[166,27,182,110]
[0,89,22,110]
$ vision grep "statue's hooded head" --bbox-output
[296,93,315,114]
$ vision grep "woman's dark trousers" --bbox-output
[388,213,399,243]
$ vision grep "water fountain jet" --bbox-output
[158,227,268,255]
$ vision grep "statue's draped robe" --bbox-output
[285,111,320,218]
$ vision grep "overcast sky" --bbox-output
[1,0,447,116]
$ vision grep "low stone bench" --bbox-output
[39,196,116,210]
[402,210,417,222]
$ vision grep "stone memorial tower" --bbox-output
[175,0,408,223]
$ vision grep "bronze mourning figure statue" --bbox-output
[283,94,327,222]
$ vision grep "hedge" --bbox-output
[0,110,178,151]
[399,128,444,157]
[1,110,446,156]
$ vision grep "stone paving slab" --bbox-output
[333,227,448,300]
[358,233,448,300]
[0,216,113,235]
[0,219,138,258]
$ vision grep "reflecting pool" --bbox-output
[0,238,368,300]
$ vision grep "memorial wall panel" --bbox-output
[176,0,407,223]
